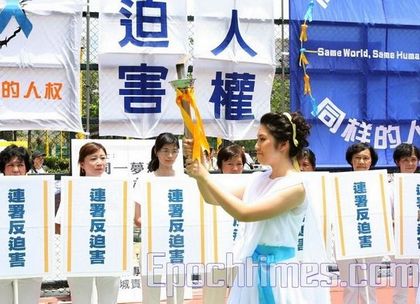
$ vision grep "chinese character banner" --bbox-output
[332,170,394,260]
[0,0,84,132]
[0,176,55,279]
[194,59,274,140]
[98,0,190,138]
[60,177,133,276]
[99,0,188,58]
[194,0,275,64]
[393,173,420,258]
[140,177,202,274]
[140,176,252,274]
[99,59,185,138]
[290,0,420,167]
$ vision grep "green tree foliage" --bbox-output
[271,75,290,113]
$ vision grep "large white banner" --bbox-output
[393,173,420,258]
[71,139,184,186]
[194,60,274,140]
[0,176,55,279]
[99,0,189,138]
[193,0,275,139]
[0,0,84,132]
[332,170,394,260]
[194,0,275,65]
[60,177,133,276]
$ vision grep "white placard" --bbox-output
[332,170,394,260]
[140,176,202,274]
[298,172,334,262]
[0,176,55,279]
[393,173,420,258]
[60,177,133,276]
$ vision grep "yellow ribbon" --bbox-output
[304,74,311,95]
[175,87,210,161]
[299,52,309,67]
[299,24,308,42]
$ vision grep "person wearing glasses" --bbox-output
[134,132,184,304]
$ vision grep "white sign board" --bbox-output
[60,177,133,276]
[332,170,394,260]
[297,172,335,262]
[0,176,55,279]
[393,173,420,258]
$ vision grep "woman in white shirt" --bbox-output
[0,145,43,304]
[64,142,120,304]
[134,132,184,304]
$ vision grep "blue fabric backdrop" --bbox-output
[290,0,420,168]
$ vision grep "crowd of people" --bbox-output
[0,111,419,304]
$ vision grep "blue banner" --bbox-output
[290,0,420,168]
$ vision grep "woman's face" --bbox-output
[156,143,179,168]
[4,156,27,176]
[351,149,372,171]
[397,153,418,173]
[255,125,281,166]
[221,155,244,174]
[298,157,315,172]
[33,156,44,169]
[80,149,107,176]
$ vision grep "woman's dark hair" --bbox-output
[78,142,107,176]
[216,144,246,172]
[0,144,31,174]
[148,132,179,172]
[260,112,311,157]
[296,147,316,169]
[345,142,378,168]
[393,143,419,171]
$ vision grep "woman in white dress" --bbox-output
[185,112,312,303]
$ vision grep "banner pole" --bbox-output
[13,279,19,304]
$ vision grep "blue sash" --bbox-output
[251,245,295,304]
